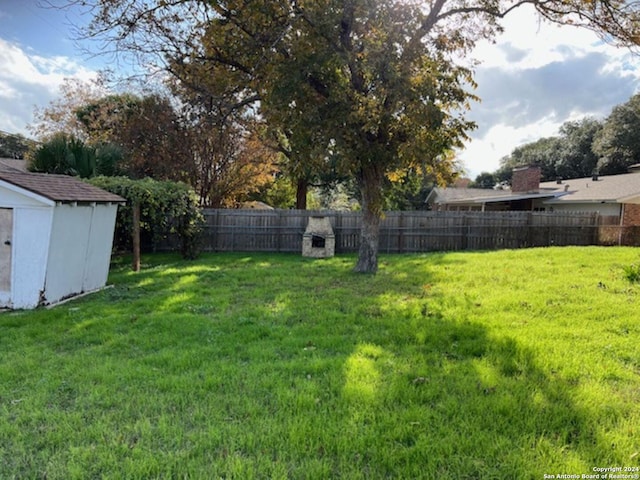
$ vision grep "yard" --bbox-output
[1,247,639,479]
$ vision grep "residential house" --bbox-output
[427,165,640,227]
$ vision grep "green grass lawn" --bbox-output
[1,247,639,479]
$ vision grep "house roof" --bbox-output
[426,186,562,205]
[0,158,28,173]
[427,171,640,206]
[542,172,640,204]
[0,172,125,204]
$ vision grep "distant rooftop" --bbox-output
[0,158,28,173]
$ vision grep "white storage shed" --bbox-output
[0,172,124,309]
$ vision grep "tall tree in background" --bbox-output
[489,117,604,184]
[29,77,107,141]
[76,0,640,272]
[0,132,34,159]
[186,118,278,207]
[593,94,640,175]
[555,118,603,179]
[76,93,192,181]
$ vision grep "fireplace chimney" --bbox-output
[511,165,541,193]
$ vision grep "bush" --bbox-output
[87,176,204,259]
[29,133,96,178]
[622,263,640,283]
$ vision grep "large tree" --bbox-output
[494,117,603,183]
[29,77,107,141]
[76,0,640,272]
[76,93,192,181]
[0,131,34,159]
[593,94,640,175]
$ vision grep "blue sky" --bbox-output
[1,1,639,177]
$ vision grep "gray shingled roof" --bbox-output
[428,171,640,206]
[0,172,125,204]
[542,172,640,204]
[0,158,28,173]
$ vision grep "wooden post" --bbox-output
[132,202,141,272]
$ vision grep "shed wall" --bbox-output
[10,207,53,309]
[82,204,118,292]
[44,204,93,304]
[43,203,119,305]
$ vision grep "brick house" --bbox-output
[426,165,640,229]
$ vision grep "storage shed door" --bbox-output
[0,208,12,292]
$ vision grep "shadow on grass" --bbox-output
[0,252,632,479]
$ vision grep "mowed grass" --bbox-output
[1,247,639,479]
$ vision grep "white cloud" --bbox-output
[0,38,98,136]
[460,5,640,178]
[460,116,576,174]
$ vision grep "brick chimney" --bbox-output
[511,165,541,193]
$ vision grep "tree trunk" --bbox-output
[132,202,141,272]
[354,166,384,274]
[296,177,308,210]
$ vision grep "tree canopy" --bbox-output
[75,0,640,272]
[593,94,640,175]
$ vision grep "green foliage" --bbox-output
[250,175,297,209]
[555,118,602,178]
[499,118,603,182]
[1,247,639,478]
[28,134,125,179]
[383,170,435,210]
[94,142,125,176]
[593,94,640,175]
[0,131,34,159]
[470,171,497,189]
[622,263,640,283]
[29,133,96,178]
[87,176,204,259]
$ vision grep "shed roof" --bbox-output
[0,172,125,204]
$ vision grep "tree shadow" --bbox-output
[327,258,630,478]
[8,251,634,478]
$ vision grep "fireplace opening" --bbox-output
[312,235,326,248]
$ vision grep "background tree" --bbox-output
[492,117,604,184]
[470,172,496,189]
[554,118,603,179]
[76,0,640,273]
[593,94,640,175]
[0,131,35,159]
[29,77,107,141]
[76,93,192,181]
[29,133,98,178]
[187,119,278,207]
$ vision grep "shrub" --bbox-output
[622,263,640,283]
[29,133,96,178]
[87,176,204,259]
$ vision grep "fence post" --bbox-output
[131,202,141,272]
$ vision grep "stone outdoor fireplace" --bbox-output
[302,216,335,258]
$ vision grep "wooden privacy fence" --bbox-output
[156,209,639,254]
